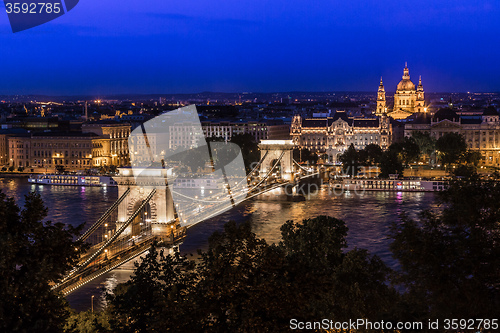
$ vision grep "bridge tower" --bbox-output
[113,167,181,240]
[258,140,295,181]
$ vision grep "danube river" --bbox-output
[0,177,437,311]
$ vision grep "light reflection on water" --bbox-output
[0,178,436,311]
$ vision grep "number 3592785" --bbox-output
[5,3,62,14]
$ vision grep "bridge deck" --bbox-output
[59,229,186,296]
[55,157,317,295]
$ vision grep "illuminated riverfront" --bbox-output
[0,176,436,310]
[2,0,500,331]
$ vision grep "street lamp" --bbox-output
[91,295,94,313]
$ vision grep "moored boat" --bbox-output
[28,174,117,187]
[332,178,447,192]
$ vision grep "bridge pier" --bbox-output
[113,168,183,241]
[258,140,295,182]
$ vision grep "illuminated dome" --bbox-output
[397,79,415,91]
[396,63,415,91]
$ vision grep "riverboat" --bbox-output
[171,176,222,190]
[332,179,447,192]
[28,174,118,187]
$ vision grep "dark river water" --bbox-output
[0,177,437,311]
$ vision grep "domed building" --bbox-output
[376,63,426,120]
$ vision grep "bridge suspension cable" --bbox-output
[60,238,157,296]
[76,189,157,274]
[248,151,285,192]
[56,150,314,294]
[78,187,131,242]
[168,151,270,205]
[293,159,313,173]
[233,150,269,189]
[53,188,157,291]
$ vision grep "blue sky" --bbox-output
[1,0,499,95]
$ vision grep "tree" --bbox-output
[109,217,397,332]
[64,310,113,333]
[436,132,467,168]
[318,153,329,163]
[411,131,436,164]
[205,134,260,173]
[361,144,383,166]
[195,218,396,330]
[462,150,483,166]
[294,148,318,165]
[229,134,260,173]
[193,221,286,332]
[338,144,360,176]
[452,164,477,179]
[279,216,396,322]
[107,243,198,333]
[399,137,420,166]
[56,165,66,174]
[171,145,211,174]
[390,177,500,321]
[0,191,88,332]
[379,149,403,178]
[109,165,118,174]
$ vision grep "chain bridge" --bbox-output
[52,140,318,296]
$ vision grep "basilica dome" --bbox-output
[397,79,415,91]
[396,63,415,91]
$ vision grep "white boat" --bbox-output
[28,174,117,187]
[172,176,220,190]
[336,179,447,192]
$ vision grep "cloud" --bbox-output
[145,12,256,26]
[47,8,258,37]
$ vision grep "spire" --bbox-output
[378,77,385,92]
[403,63,410,79]
[417,75,424,92]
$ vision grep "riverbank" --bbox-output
[0,173,30,178]
[0,177,437,311]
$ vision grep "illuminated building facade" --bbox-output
[291,111,392,163]
[404,107,500,167]
[201,119,290,142]
[3,122,131,171]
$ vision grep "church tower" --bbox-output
[389,63,420,119]
[377,63,425,119]
[376,77,387,116]
[416,75,425,113]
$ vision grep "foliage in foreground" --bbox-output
[3,178,500,332]
[107,216,396,332]
[64,310,113,333]
[0,191,88,332]
[390,174,500,323]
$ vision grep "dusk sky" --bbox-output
[1,0,500,95]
